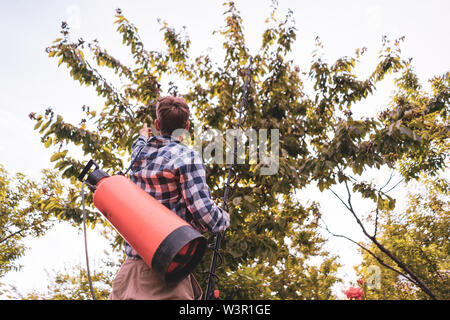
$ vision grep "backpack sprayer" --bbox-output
[78,158,207,292]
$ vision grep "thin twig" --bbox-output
[384,178,405,194]
[329,188,351,212]
[379,169,395,191]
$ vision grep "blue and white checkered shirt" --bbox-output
[124,134,230,259]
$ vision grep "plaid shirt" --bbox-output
[124,134,230,259]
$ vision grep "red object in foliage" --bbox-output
[345,286,364,300]
[357,278,364,286]
[214,290,220,299]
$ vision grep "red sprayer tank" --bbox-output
[78,160,206,284]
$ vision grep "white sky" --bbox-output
[0,0,448,299]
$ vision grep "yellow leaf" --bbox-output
[34,120,42,130]
[44,138,52,148]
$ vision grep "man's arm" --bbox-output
[178,152,230,234]
[130,124,152,163]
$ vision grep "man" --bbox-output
[109,96,230,300]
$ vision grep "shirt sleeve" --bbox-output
[130,135,147,164]
[178,151,230,234]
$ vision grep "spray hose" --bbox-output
[81,181,96,300]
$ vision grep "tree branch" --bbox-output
[373,206,380,237]
[0,228,26,244]
[331,181,373,240]
[330,177,438,299]
[319,218,420,286]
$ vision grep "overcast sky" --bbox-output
[0,0,448,299]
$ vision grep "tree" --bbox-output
[7,258,117,300]
[24,256,119,300]
[0,165,57,277]
[319,56,448,299]
[357,175,449,300]
[30,1,448,299]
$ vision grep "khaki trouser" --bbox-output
[108,258,203,300]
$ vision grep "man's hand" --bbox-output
[139,123,152,139]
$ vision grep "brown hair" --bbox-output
[156,96,190,135]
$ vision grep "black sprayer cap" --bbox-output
[78,160,109,186]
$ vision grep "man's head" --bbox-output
[155,96,190,136]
